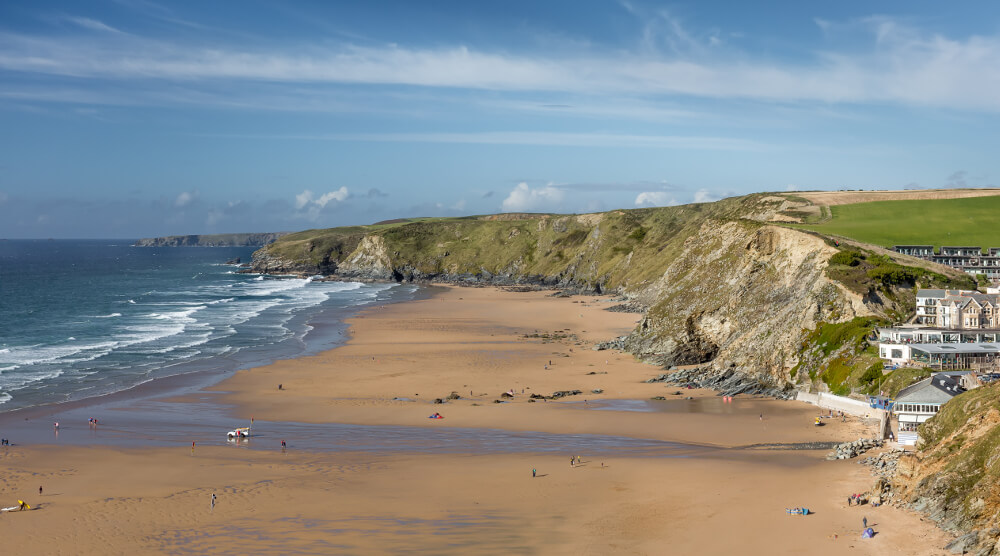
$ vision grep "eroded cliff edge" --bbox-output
[250,194,888,392]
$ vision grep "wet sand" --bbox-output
[0,285,951,554]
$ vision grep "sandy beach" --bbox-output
[0,285,951,554]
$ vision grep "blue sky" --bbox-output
[1,1,999,238]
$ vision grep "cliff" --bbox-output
[250,194,919,392]
[134,232,289,247]
[890,382,1000,554]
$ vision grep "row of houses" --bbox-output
[914,289,1000,329]
[893,245,1000,280]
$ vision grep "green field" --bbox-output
[797,195,1000,249]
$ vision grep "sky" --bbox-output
[1,1,999,238]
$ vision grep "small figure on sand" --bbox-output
[281,439,286,450]
[532,468,536,478]
[211,493,216,509]
[278,384,283,390]
[863,516,868,528]
[38,486,43,496]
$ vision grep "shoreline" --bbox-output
[0,284,952,554]
[0,282,430,438]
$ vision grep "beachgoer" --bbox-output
[570,456,574,467]
[39,486,43,496]
[532,468,536,478]
[863,516,867,528]
[278,384,283,390]
[847,496,852,506]
[211,493,216,508]
[759,414,763,421]
[281,439,286,449]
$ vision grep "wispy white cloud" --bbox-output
[2,18,999,111]
[66,17,125,35]
[295,187,349,209]
[634,191,677,207]
[501,182,565,212]
[174,191,196,207]
[693,188,719,203]
[206,131,765,151]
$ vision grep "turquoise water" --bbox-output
[0,240,410,411]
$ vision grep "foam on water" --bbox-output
[0,239,406,410]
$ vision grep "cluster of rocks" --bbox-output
[646,366,793,399]
[825,438,883,460]
[529,389,583,400]
[606,302,644,313]
[859,448,904,477]
[593,336,627,351]
[433,392,463,404]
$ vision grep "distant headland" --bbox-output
[133,232,289,247]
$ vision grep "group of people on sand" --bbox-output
[847,492,868,506]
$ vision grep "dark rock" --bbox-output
[224,257,241,265]
[500,392,514,398]
[651,396,666,400]
[433,398,444,404]
[946,531,979,554]
[550,389,583,399]
[446,392,461,400]
[591,389,603,394]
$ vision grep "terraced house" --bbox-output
[893,245,1000,280]
[915,289,1000,329]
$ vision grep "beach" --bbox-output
[0,285,951,554]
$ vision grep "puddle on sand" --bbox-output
[0,398,716,458]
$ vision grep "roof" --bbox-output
[916,289,947,299]
[894,245,933,249]
[896,375,965,404]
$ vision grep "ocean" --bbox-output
[0,239,412,412]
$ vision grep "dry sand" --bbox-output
[0,286,952,554]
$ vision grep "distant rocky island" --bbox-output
[133,232,289,247]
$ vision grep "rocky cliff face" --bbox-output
[888,383,1000,555]
[623,222,872,391]
[250,195,884,388]
[134,232,288,247]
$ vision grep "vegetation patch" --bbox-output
[794,195,1000,248]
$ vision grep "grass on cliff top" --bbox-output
[919,381,1000,450]
[796,196,1000,249]
[260,194,780,292]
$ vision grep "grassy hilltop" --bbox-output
[794,195,1000,249]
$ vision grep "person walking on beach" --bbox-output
[281,439,286,451]
[863,516,867,528]
[211,493,216,509]
[532,468,536,478]
[38,486,43,496]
